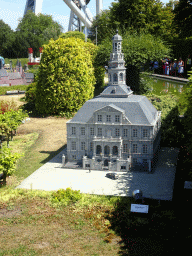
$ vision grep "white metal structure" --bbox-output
[24,0,43,16]
[24,0,103,33]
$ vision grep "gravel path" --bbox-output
[16,147,179,201]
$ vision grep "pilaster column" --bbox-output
[148,160,151,172]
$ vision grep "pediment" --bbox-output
[94,104,124,114]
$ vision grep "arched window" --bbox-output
[96,145,102,155]
[118,42,121,51]
[104,145,110,156]
[120,73,123,81]
[114,43,117,51]
[113,146,118,156]
[113,73,118,82]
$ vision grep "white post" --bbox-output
[62,154,65,167]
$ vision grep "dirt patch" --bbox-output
[17,117,68,152]
[0,94,25,108]
[0,208,22,218]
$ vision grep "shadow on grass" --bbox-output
[106,197,181,256]
[39,144,67,164]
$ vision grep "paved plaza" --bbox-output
[16,147,179,201]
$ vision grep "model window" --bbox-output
[113,73,118,82]
[96,145,102,155]
[133,158,137,164]
[133,144,137,153]
[72,127,76,135]
[143,129,148,138]
[121,166,126,170]
[72,155,76,160]
[106,115,111,122]
[104,145,110,156]
[118,42,121,51]
[143,145,147,154]
[115,115,120,122]
[112,146,118,156]
[114,43,117,51]
[133,129,137,137]
[115,128,120,137]
[123,129,128,137]
[90,142,93,151]
[120,73,123,81]
[123,144,128,153]
[98,115,102,122]
[81,127,85,135]
[98,128,102,136]
[81,142,85,150]
[109,73,111,82]
[71,141,76,151]
[90,127,94,136]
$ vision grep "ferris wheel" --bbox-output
[24,0,103,34]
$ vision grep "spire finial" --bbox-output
[116,29,118,34]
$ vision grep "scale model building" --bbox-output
[66,31,161,172]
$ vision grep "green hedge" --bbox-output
[0,85,29,95]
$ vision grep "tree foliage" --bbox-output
[0,20,15,58]
[0,146,21,185]
[173,0,192,38]
[147,93,183,147]
[0,109,28,147]
[12,11,63,58]
[89,0,177,44]
[35,37,96,116]
[110,0,177,40]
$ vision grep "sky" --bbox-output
[0,0,170,32]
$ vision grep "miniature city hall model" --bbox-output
[66,31,161,172]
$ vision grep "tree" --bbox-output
[35,37,96,116]
[0,20,15,58]
[122,31,171,93]
[89,10,117,45]
[89,0,177,43]
[173,0,192,38]
[0,109,28,148]
[60,31,86,41]
[13,11,63,58]
[0,146,21,185]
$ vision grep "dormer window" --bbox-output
[111,89,116,94]
[97,115,102,122]
[106,115,111,122]
[115,115,120,122]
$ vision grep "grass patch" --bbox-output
[0,85,29,95]
[0,185,183,256]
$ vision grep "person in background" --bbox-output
[169,60,174,76]
[149,60,154,71]
[162,58,166,75]
[172,59,177,76]
[153,60,159,74]
[165,59,169,75]
[178,57,184,77]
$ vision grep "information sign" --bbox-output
[131,204,149,214]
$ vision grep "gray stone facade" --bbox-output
[66,30,161,172]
